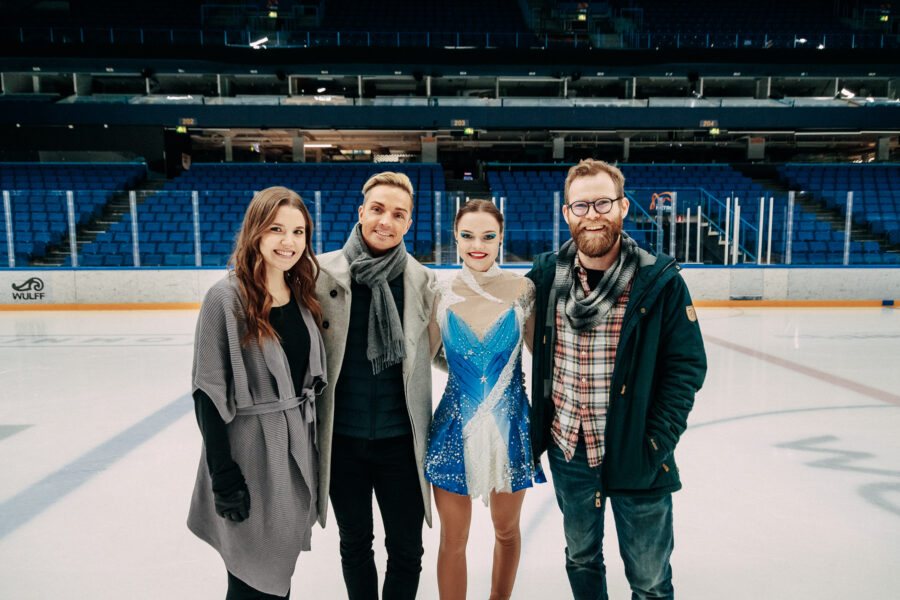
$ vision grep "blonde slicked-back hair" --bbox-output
[361,171,415,212]
[564,159,626,203]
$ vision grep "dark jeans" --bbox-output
[226,571,289,600]
[548,437,675,600]
[329,433,425,600]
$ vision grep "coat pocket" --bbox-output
[648,433,678,472]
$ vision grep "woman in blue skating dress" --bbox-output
[425,199,544,600]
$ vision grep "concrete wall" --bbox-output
[0,269,223,306]
[1,266,898,307]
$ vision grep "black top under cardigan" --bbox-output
[194,296,310,495]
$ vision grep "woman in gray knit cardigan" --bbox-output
[187,187,327,599]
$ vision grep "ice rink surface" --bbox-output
[1,305,898,599]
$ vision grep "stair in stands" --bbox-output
[35,178,168,266]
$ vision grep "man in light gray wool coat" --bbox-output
[314,171,441,600]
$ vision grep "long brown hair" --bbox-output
[230,186,322,346]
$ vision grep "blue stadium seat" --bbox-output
[82,253,103,266]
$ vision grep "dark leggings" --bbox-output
[226,572,290,600]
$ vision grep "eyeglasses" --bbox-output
[566,197,623,217]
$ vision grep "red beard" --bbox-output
[570,217,623,258]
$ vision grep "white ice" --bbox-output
[0,306,898,599]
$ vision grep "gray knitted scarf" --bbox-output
[552,232,640,332]
[343,223,409,374]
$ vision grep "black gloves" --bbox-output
[214,483,251,522]
[210,459,250,522]
[194,391,252,523]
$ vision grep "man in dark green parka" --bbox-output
[526,159,707,600]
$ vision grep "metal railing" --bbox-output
[3,26,539,49]
[4,25,895,50]
[2,186,896,268]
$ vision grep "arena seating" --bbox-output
[0,162,146,266]
[777,164,900,264]
[613,0,881,49]
[323,0,527,32]
[487,163,899,265]
[8,0,893,50]
[622,164,808,263]
[4,161,899,267]
[487,168,565,257]
[87,163,444,267]
[8,0,200,29]
[8,0,534,49]
[491,165,753,260]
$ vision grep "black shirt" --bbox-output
[269,297,311,388]
[332,275,411,439]
[584,267,605,291]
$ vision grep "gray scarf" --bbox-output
[552,232,640,332]
[342,223,409,374]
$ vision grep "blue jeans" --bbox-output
[548,437,674,600]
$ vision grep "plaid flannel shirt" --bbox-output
[551,259,632,467]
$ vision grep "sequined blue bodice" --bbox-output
[443,307,520,424]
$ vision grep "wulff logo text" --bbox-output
[11,277,45,300]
